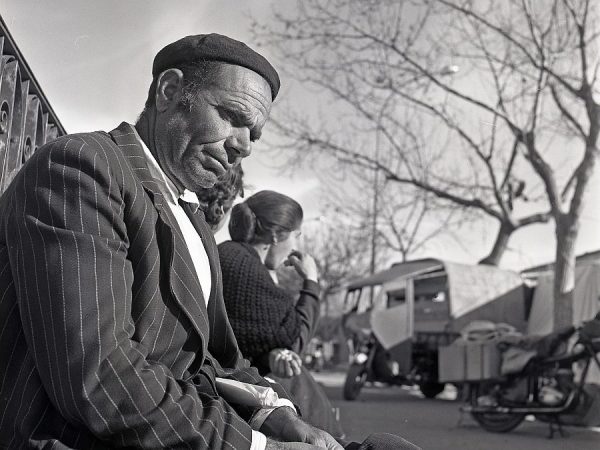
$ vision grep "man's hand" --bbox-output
[269,349,302,378]
[261,407,343,450]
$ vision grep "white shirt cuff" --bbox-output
[249,399,297,431]
[251,430,267,450]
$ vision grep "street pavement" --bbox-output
[313,370,600,450]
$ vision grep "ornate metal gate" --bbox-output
[0,15,66,194]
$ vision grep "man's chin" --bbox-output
[193,171,220,190]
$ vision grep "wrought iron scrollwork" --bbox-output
[0,17,66,194]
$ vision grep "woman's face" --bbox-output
[264,228,302,270]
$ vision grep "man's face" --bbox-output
[155,64,272,191]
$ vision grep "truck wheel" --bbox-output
[343,363,367,401]
[419,381,445,399]
[471,412,525,433]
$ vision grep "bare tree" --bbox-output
[328,169,465,264]
[252,0,600,328]
[299,216,372,315]
[378,187,465,263]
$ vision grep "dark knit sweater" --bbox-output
[218,241,320,374]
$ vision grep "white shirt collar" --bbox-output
[131,125,200,213]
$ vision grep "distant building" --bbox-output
[521,249,600,279]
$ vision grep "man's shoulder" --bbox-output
[20,128,131,188]
[49,130,115,152]
[46,129,109,143]
[32,130,115,162]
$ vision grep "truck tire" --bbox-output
[419,381,445,398]
[343,363,367,401]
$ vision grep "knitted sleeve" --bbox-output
[218,242,320,367]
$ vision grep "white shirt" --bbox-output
[137,134,212,303]
[134,128,281,450]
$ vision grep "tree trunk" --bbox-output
[552,213,578,329]
[478,221,515,266]
[321,287,331,317]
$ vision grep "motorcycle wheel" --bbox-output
[471,412,525,433]
[419,381,445,399]
[343,363,367,401]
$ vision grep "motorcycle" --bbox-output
[343,332,444,401]
[461,314,600,436]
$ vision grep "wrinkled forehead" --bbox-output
[211,64,273,116]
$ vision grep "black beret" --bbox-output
[152,33,280,99]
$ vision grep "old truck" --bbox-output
[342,258,530,400]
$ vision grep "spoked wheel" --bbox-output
[469,381,525,432]
[343,363,367,401]
[471,412,525,433]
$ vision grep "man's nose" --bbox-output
[224,128,251,163]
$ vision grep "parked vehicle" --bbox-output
[342,259,528,401]
[461,314,600,435]
[343,330,450,400]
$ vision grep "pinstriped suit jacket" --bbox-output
[0,122,275,449]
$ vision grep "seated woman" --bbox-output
[197,167,302,374]
[217,190,344,439]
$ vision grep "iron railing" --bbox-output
[0,14,66,193]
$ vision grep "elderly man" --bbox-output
[0,34,419,449]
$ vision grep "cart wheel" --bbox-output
[343,363,367,401]
[471,412,525,433]
[419,381,445,399]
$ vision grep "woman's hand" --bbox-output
[285,251,318,282]
[269,349,302,378]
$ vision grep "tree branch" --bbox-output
[437,0,582,97]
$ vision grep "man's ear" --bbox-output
[155,68,184,112]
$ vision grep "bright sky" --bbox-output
[2,0,599,270]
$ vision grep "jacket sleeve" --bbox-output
[6,136,254,448]
[288,279,321,354]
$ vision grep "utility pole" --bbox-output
[367,65,459,306]
[369,122,381,305]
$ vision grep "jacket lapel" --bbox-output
[182,205,249,367]
[179,203,219,306]
[108,122,211,347]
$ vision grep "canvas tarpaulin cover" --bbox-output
[443,262,524,319]
[527,262,600,385]
[372,261,525,348]
[527,263,600,335]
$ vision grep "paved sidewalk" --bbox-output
[312,369,600,450]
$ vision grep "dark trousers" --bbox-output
[342,433,421,450]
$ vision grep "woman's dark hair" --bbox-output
[196,164,245,230]
[229,190,303,244]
